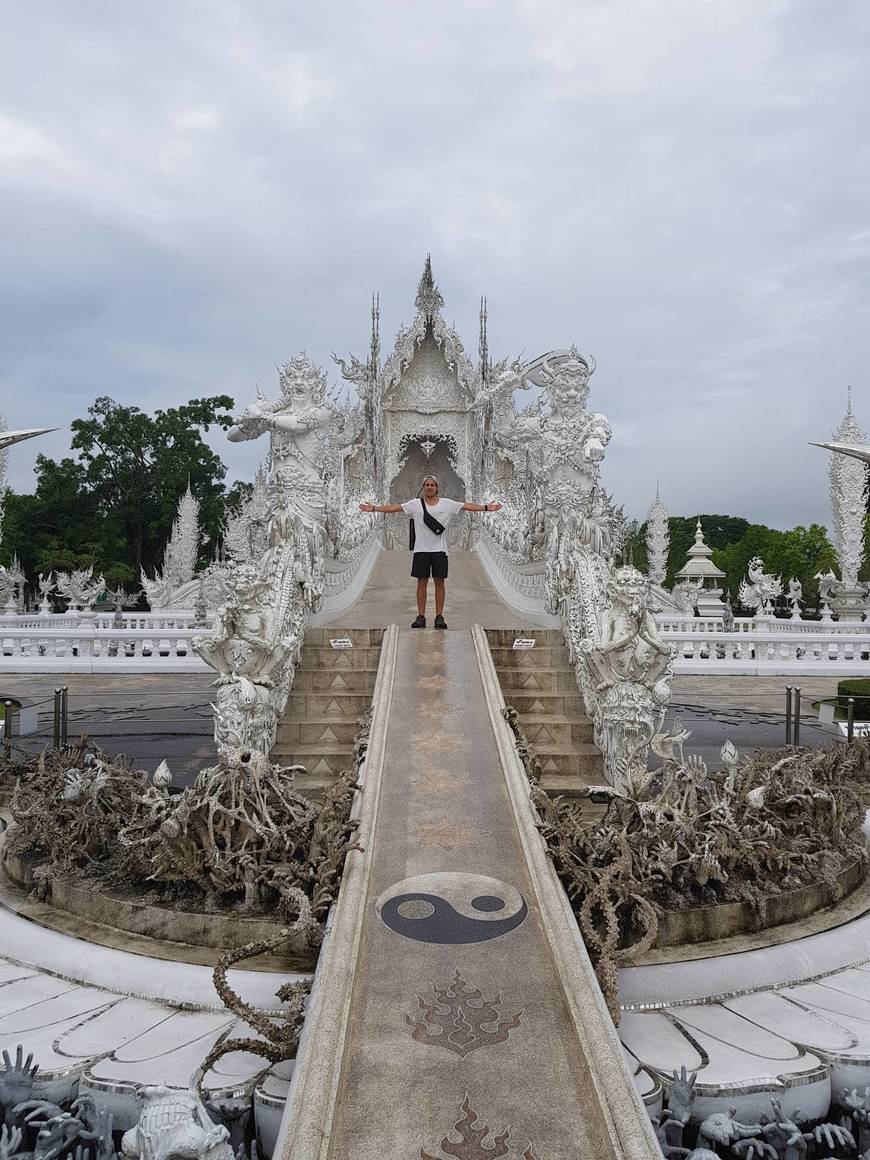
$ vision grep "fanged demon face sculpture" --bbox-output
[609,565,650,616]
[544,345,595,412]
[278,352,327,406]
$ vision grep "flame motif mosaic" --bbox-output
[420,1094,538,1160]
[407,969,523,1058]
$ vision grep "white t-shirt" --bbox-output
[401,497,465,554]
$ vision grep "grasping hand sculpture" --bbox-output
[0,1047,38,1124]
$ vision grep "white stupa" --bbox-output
[675,520,727,617]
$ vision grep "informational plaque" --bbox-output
[329,638,354,649]
[512,638,537,650]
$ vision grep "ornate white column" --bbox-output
[829,393,868,620]
[645,483,669,587]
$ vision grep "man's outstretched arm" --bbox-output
[461,501,504,512]
[359,502,404,513]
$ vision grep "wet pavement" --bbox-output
[1,675,216,786]
[0,672,844,788]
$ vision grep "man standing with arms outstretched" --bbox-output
[359,475,503,628]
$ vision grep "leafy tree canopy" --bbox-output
[1,395,235,590]
[622,514,750,587]
[623,514,841,610]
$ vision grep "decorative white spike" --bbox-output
[645,483,669,587]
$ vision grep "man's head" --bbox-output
[421,475,439,499]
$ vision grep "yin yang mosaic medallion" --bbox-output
[376,872,528,945]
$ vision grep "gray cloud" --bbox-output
[1,0,868,528]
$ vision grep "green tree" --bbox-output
[623,512,838,612]
[71,395,235,575]
[1,395,236,593]
[712,523,837,611]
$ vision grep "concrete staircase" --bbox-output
[272,627,384,796]
[486,627,605,796]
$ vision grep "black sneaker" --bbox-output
[434,615,447,630]
[411,615,426,628]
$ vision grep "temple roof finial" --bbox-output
[415,253,444,321]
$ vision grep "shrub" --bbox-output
[838,679,870,720]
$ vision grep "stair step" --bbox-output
[284,692,372,716]
[485,628,563,648]
[498,668,580,692]
[276,718,362,745]
[292,669,379,693]
[525,742,604,778]
[270,743,356,776]
[490,646,568,669]
[301,627,385,648]
[514,714,594,746]
[504,692,585,717]
[298,646,383,671]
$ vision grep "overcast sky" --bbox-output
[1,0,868,529]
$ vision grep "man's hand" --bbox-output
[359,503,375,512]
[486,502,503,511]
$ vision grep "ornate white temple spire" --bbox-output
[165,480,201,587]
[478,295,489,382]
[369,292,380,377]
[645,482,669,587]
[828,391,867,589]
[415,253,444,321]
[142,481,202,606]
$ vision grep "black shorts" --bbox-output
[411,551,448,579]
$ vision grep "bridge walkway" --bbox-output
[279,621,660,1158]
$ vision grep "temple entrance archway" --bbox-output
[386,434,470,550]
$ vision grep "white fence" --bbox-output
[3,611,212,631]
[0,535,382,672]
[661,626,870,675]
[0,623,209,672]
[655,613,866,635]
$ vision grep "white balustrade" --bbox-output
[655,615,758,633]
[475,527,556,623]
[0,610,212,631]
[662,625,870,674]
[0,625,209,672]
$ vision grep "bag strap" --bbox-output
[420,497,445,536]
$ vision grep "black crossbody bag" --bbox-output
[409,497,446,550]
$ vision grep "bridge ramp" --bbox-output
[279,626,660,1158]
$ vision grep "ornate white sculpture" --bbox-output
[645,484,669,587]
[141,482,203,609]
[738,556,783,616]
[2,556,24,613]
[506,346,612,501]
[55,566,105,611]
[573,566,674,791]
[815,568,837,621]
[816,396,870,621]
[787,576,803,619]
[121,1087,233,1160]
[228,354,338,527]
[829,394,867,588]
[36,572,55,616]
[195,509,320,756]
[670,579,697,614]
